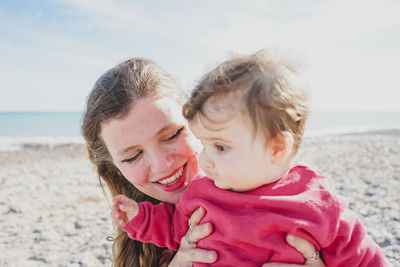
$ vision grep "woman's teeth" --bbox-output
[158,167,183,185]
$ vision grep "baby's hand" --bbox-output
[111,194,139,227]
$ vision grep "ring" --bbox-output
[305,250,319,261]
[185,230,196,245]
[188,217,193,229]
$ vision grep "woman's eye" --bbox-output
[122,151,142,163]
[163,128,184,143]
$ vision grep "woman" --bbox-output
[81,57,326,266]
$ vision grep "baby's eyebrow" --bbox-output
[203,136,232,145]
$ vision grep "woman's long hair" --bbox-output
[81,58,185,266]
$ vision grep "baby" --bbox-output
[112,50,387,266]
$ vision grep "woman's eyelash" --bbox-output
[122,151,142,163]
[120,128,183,163]
[164,128,184,142]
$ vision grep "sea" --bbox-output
[0,111,400,151]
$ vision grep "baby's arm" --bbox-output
[111,194,139,227]
[322,208,388,266]
[118,199,179,250]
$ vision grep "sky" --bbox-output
[0,0,399,112]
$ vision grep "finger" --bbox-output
[110,207,119,219]
[112,194,123,203]
[119,201,139,218]
[111,204,122,217]
[111,214,125,227]
[111,208,126,226]
[110,214,117,226]
[189,207,206,227]
[286,234,316,259]
[186,222,213,244]
[110,207,117,219]
[110,213,120,227]
[304,257,326,267]
[119,203,131,212]
[113,194,128,204]
[180,247,217,264]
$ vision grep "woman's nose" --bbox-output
[149,148,174,173]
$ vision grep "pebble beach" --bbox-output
[0,129,399,266]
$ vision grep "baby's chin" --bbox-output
[212,179,229,190]
[212,180,248,192]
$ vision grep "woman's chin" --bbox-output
[159,187,186,204]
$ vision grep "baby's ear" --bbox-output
[269,131,294,164]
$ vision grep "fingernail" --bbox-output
[208,252,217,260]
[287,234,295,241]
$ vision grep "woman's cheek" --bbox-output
[189,154,199,176]
[120,164,146,186]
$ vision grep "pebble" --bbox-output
[1,131,399,266]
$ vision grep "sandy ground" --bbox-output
[0,129,399,266]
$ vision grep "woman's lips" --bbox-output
[157,166,184,185]
[156,164,187,192]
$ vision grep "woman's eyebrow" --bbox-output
[118,145,140,157]
[155,125,173,136]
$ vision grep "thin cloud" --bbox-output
[1,0,399,111]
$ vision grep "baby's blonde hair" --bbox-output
[183,49,309,150]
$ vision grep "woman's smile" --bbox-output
[156,164,185,185]
[155,163,188,192]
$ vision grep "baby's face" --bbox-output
[189,108,281,192]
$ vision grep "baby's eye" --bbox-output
[163,128,184,143]
[215,143,228,152]
[122,151,142,163]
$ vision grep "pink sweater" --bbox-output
[122,165,387,267]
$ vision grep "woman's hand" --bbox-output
[168,207,217,267]
[262,234,326,267]
[168,210,324,267]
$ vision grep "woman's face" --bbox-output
[100,97,200,203]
